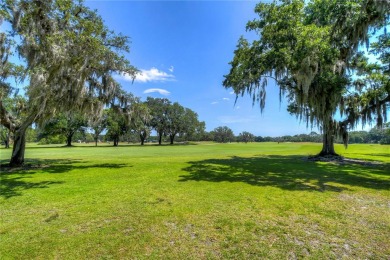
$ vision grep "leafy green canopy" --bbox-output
[0,0,137,130]
[343,32,390,129]
[223,0,389,147]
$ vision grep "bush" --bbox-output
[38,135,66,145]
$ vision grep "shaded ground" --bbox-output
[0,158,130,199]
[180,155,390,192]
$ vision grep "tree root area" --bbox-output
[306,155,383,166]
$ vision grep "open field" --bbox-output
[0,142,389,259]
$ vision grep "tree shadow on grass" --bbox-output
[179,155,390,192]
[19,142,199,150]
[0,158,132,199]
[361,153,390,159]
[0,178,65,199]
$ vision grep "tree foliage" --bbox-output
[145,97,171,145]
[164,103,199,144]
[38,112,87,147]
[212,126,235,143]
[106,108,128,147]
[0,0,137,165]
[129,101,152,145]
[223,0,389,157]
[238,131,255,143]
[342,31,390,130]
[166,102,185,145]
[144,97,202,145]
[89,110,108,146]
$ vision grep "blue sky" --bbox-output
[84,0,315,137]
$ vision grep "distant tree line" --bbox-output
[206,126,390,145]
[179,124,389,146]
[1,97,206,147]
[347,127,390,145]
[2,118,389,147]
[255,127,390,145]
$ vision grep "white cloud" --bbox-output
[229,91,235,95]
[168,66,174,72]
[211,101,219,105]
[143,88,170,96]
[119,67,175,83]
[223,97,230,101]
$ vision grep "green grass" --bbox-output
[0,142,389,259]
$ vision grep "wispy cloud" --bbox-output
[211,101,219,105]
[229,91,235,95]
[143,88,170,96]
[136,68,175,83]
[168,66,174,72]
[118,67,175,83]
[223,97,230,101]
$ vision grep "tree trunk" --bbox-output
[9,112,35,166]
[113,136,119,146]
[95,137,98,147]
[4,130,10,148]
[9,127,27,167]
[66,134,73,147]
[317,126,339,157]
[140,134,145,145]
[169,134,175,145]
[158,131,163,145]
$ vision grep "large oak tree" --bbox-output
[0,0,136,166]
[145,97,171,145]
[223,0,389,157]
[38,112,87,147]
[129,101,152,146]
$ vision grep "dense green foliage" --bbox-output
[106,108,128,147]
[22,97,205,146]
[1,143,389,258]
[0,0,137,166]
[11,125,390,146]
[129,101,152,145]
[211,126,235,143]
[348,126,390,144]
[89,110,108,146]
[223,0,390,156]
[254,127,390,144]
[145,97,171,145]
[145,97,204,145]
[38,112,87,147]
[238,131,255,143]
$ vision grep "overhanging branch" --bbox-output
[340,93,390,128]
[0,100,16,130]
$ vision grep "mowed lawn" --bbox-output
[0,142,389,259]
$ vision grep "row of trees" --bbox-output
[1,97,205,147]
[2,121,389,147]
[1,0,388,166]
[211,126,390,144]
[144,97,205,145]
[256,128,390,145]
[348,127,390,144]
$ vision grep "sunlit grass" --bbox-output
[0,143,389,259]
